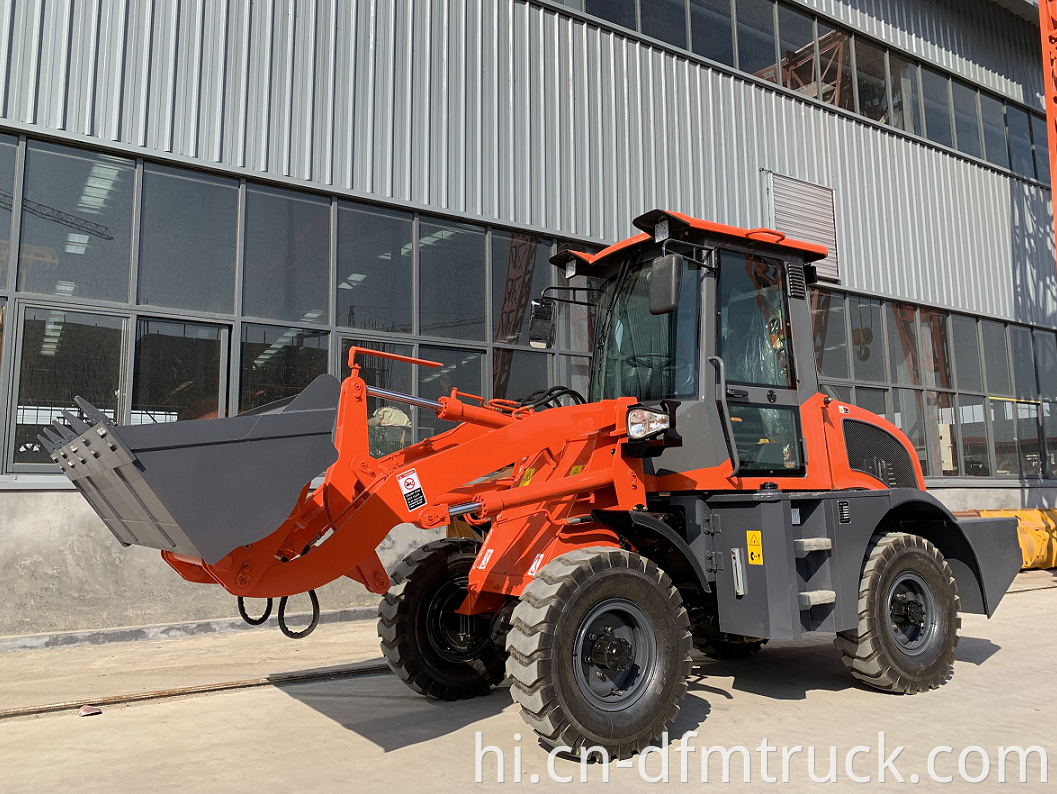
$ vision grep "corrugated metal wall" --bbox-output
[0,0,1052,326]
[791,0,1044,107]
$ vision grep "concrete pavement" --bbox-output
[0,572,1054,791]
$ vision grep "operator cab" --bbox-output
[532,209,828,479]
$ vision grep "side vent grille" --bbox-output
[843,420,918,488]
[787,263,807,299]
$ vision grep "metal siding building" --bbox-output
[0,0,1050,322]
[0,0,1053,635]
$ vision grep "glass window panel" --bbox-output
[728,404,803,474]
[920,309,952,390]
[1035,330,1057,401]
[341,339,414,457]
[492,232,553,346]
[14,309,124,465]
[951,314,983,392]
[849,296,885,383]
[336,203,412,334]
[584,0,635,27]
[816,23,852,110]
[239,323,329,412]
[1009,325,1037,400]
[979,93,1009,169]
[0,135,17,285]
[854,39,888,122]
[138,165,238,314]
[558,355,592,401]
[809,290,848,379]
[950,81,982,159]
[1044,402,1057,477]
[958,395,990,477]
[777,5,816,98]
[493,348,549,403]
[892,388,927,475]
[990,399,1018,476]
[1017,402,1042,477]
[417,346,483,440]
[821,383,852,403]
[690,0,734,66]
[641,0,688,47]
[1006,106,1035,179]
[981,320,1011,395]
[889,55,922,135]
[1031,114,1050,185]
[18,142,134,302]
[736,0,777,82]
[854,386,887,419]
[132,319,224,423]
[419,220,486,341]
[886,302,920,386]
[718,253,793,388]
[925,391,959,477]
[920,66,953,148]
[243,186,330,325]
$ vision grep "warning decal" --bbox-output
[520,468,536,487]
[397,468,427,512]
[746,531,763,566]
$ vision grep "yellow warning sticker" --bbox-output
[519,468,536,487]
[568,465,584,477]
[746,531,763,565]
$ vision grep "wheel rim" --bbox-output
[885,570,939,657]
[424,574,492,664]
[572,598,658,712]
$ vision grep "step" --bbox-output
[798,590,836,609]
[793,537,832,555]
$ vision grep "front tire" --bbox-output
[379,538,507,700]
[506,547,693,758]
[834,532,960,694]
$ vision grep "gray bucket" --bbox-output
[41,374,340,565]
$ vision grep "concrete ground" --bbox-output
[0,571,1054,792]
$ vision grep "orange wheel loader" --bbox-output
[45,210,1022,758]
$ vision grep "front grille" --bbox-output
[843,419,918,488]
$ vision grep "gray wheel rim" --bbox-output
[886,570,939,657]
[572,598,658,712]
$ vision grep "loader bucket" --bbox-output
[41,374,341,565]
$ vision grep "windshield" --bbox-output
[589,253,701,402]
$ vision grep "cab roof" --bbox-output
[550,209,829,272]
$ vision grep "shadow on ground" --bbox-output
[274,635,887,751]
[277,673,514,752]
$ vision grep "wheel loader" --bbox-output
[44,209,1022,758]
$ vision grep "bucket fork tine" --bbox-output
[61,410,93,434]
[74,397,113,426]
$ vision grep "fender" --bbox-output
[836,490,1021,617]
[591,509,712,596]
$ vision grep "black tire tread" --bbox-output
[834,531,961,694]
[505,546,693,758]
[379,538,505,701]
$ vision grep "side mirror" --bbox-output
[528,299,556,349]
[649,253,684,315]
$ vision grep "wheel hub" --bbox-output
[885,571,939,657]
[573,599,658,711]
[589,634,635,672]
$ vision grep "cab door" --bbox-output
[712,249,806,478]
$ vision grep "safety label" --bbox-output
[746,530,764,565]
[520,468,536,487]
[397,468,427,512]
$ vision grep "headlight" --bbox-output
[626,407,670,440]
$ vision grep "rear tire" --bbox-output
[834,532,960,694]
[506,547,693,759]
[379,538,506,700]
